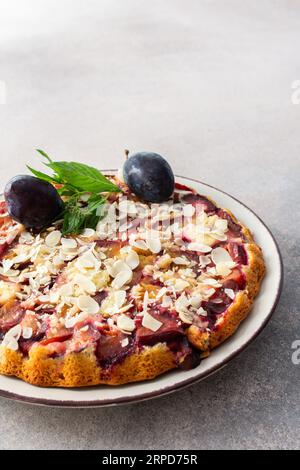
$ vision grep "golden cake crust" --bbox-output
[0,192,265,388]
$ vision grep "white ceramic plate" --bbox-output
[0,175,283,407]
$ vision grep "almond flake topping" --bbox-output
[45,230,62,247]
[125,250,140,270]
[145,234,161,254]
[142,312,162,332]
[65,312,88,328]
[173,256,190,265]
[198,307,207,316]
[108,260,132,278]
[80,228,96,238]
[156,287,168,299]
[187,242,212,253]
[183,204,195,217]
[117,314,136,332]
[224,288,235,300]
[211,247,233,265]
[190,294,202,308]
[74,274,96,295]
[112,270,133,289]
[77,295,99,314]
[178,310,194,324]
[22,327,33,339]
[129,239,148,251]
[76,251,99,270]
[121,337,129,347]
[161,295,172,308]
[61,238,77,250]
[1,324,22,351]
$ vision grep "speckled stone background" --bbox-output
[0,0,299,450]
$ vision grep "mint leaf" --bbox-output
[27,165,60,184]
[36,149,53,163]
[28,149,120,234]
[86,194,105,212]
[61,193,106,235]
[45,161,120,193]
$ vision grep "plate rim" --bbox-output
[0,174,283,408]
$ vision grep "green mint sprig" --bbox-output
[27,149,121,235]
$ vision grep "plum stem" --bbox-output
[124,149,130,160]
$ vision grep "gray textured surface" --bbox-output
[0,0,299,450]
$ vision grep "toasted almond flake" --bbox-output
[74,274,96,295]
[183,204,195,217]
[50,291,60,303]
[174,237,185,246]
[198,307,207,316]
[143,290,149,313]
[119,199,138,216]
[76,251,98,269]
[146,236,161,254]
[114,290,127,309]
[214,218,228,231]
[175,294,190,313]
[80,228,96,238]
[53,255,64,266]
[65,312,88,328]
[19,231,34,243]
[210,232,228,241]
[61,238,77,250]
[127,201,138,216]
[1,324,22,349]
[3,337,19,351]
[210,298,223,304]
[142,312,162,332]
[224,288,235,300]
[111,270,133,289]
[201,278,222,287]
[38,295,51,302]
[22,327,33,339]
[156,287,168,299]
[125,250,140,270]
[215,263,232,277]
[203,287,215,298]
[77,295,99,314]
[161,295,172,308]
[45,230,61,247]
[59,283,74,297]
[187,242,212,253]
[173,279,190,292]
[190,294,202,309]
[206,267,217,275]
[121,337,129,347]
[80,325,89,332]
[7,324,22,339]
[211,247,233,265]
[0,268,20,277]
[117,314,136,332]
[173,256,190,265]
[130,239,148,251]
[108,260,132,278]
[59,248,77,261]
[107,318,115,327]
[178,310,194,324]
[1,259,15,272]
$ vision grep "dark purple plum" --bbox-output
[4,175,64,230]
[123,152,175,203]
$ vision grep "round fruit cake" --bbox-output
[0,159,265,387]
